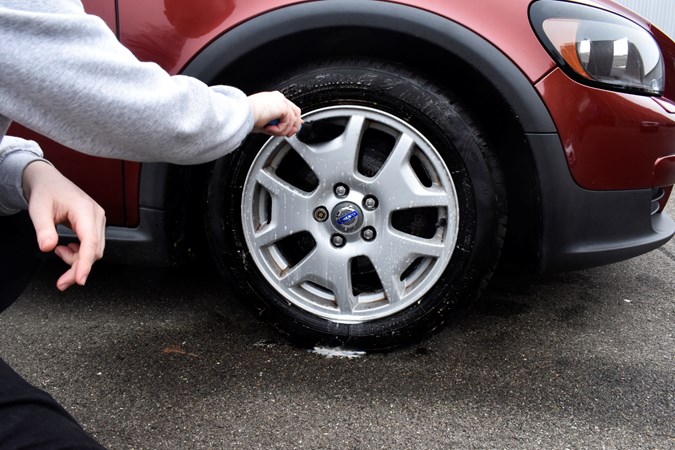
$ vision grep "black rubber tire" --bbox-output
[206,59,506,351]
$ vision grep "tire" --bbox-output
[206,59,506,351]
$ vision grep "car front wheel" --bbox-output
[206,59,506,351]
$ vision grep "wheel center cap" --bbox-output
[332,202,364,233]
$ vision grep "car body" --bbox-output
[14,0,675,350]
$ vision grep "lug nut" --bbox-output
[363,196,378,210]
[334,184,349,198]
[361,227,376,241]
[313,206,329,222]
[331,234,346,248]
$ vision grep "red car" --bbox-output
[16,0,675,350]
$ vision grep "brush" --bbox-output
[267,119,343,144]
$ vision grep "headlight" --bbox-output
[530,0,664,95]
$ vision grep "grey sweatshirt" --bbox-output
[0,0,254,214]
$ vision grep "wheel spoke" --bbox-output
[288,115,366,181]
[251,220,303,249]
[374,134,450,210]
[374,261,406,307]
[386,230,446,260]
[250,168,313,248]
[368,229,445,306]
[368,248,407,306]
[325,255,357,314]
[278,247,322,288]
[389,185,450,211]
[279,246,356,313]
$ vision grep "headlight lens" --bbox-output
[530,0,664,95]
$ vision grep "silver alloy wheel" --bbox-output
[241,106,459,323]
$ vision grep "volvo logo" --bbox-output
[336,210,359,225]
[332,202,364,233]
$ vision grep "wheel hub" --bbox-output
[331,201,364,234]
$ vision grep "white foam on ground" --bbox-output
[310,346,366,359]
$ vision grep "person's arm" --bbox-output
[0,0,301,165]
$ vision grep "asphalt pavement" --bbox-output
[0,204,673,449]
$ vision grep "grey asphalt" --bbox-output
[1,206,673,449]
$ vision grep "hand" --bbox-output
[248,91,303,137]
[22,161,106,291]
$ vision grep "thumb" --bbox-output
[29,204,59,253]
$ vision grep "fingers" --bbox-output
[53,243,90,291]
[249,91,302,137]
[280,99,303,137]
[55,254,78,291]
[28,198,60,253]
[54,242,80,266]
[267,98,302,137]
[69,203,106,288]
[44,202,105,291]
[23,161,106,291]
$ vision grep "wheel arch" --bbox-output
[183,1,555,134]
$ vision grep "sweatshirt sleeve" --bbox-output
[0,136,49,215]
[0,0,254,165]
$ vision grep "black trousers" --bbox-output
[0,212,105,449]
[0,357,105,449]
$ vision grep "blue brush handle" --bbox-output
[266,119,303,135]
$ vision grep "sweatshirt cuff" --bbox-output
[211,85,255,135]
[0,144,50,215]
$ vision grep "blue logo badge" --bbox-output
[336,210,359,225]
